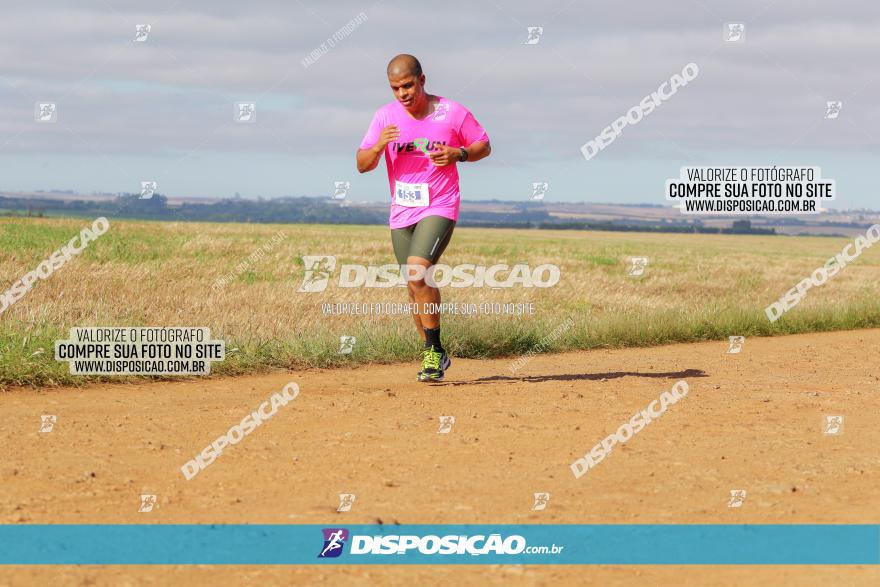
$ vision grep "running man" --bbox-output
[320,529,346,557]
[356,54,491,382]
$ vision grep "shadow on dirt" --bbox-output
[441,368,708,386]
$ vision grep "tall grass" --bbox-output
[1,217,879,388]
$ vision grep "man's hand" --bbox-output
[357,124,399,173]
[427,144,462,167]
[374,124,400,152]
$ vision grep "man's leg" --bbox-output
[391,225,425,340]
[405,215,455,338]
[403,216,455,381]
[406,255,439,330]
[407,284,426,341]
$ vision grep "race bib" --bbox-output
[394,181,430,207]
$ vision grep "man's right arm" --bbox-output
[356,123,399,173]
[356,145,383,174]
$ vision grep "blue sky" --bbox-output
[1,0,877,208]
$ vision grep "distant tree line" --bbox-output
[534,219,776,234]
[0,194,784,235]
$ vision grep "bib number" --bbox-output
[395,181,430,207]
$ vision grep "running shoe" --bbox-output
[417,345,451,382]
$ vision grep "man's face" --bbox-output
[388,72,425,110]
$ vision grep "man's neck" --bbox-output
[405,94,434,120]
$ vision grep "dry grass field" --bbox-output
[1,216,879,388]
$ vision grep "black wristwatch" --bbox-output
[458,147,468,162]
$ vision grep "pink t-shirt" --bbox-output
[359,96,489,229]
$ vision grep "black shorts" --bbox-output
[390,215,456,265]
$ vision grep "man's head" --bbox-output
[387,54,425,111]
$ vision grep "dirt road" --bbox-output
[2,329,879,585]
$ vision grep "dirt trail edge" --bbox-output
[2,329,879,586]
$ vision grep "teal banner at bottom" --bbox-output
[1,525,878,564]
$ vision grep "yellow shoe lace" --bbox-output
[422,346,442,371]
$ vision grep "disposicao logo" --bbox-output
[319,532,529,557]
[297,256,560,291]
[318,528,349,558]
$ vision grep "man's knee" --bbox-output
[403,261,429,279]
[405,260,431,286]
[407,278,430,294]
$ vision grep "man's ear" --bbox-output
[419,74,426,87]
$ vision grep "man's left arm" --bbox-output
[428,108,491,167]
[460,140,491,163]
[427,140,490,166]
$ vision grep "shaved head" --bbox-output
[387,54,422,78]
